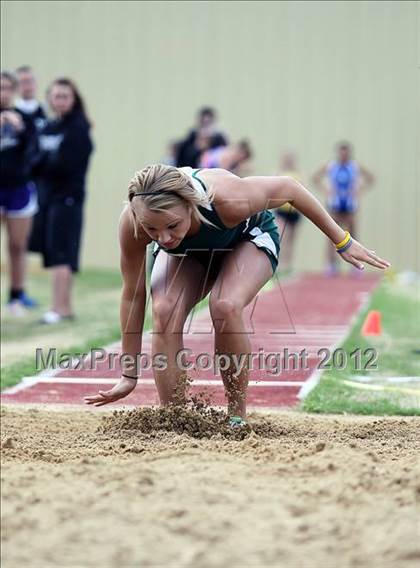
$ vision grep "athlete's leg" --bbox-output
[209,241,273,418]
[6,216,32,291]
[150,252,214,405]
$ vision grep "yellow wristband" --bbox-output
[335,231,351,250]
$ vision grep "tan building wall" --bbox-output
[2,0,419,272]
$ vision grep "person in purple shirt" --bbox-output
[199,139,252,176]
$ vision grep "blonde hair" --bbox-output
[127,164,218,238]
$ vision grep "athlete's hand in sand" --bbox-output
[339,239,390,271]
[84,377,137,407]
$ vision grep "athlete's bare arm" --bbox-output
[202,169,390,272]
[84,207,151,407]
[119,207,151,364]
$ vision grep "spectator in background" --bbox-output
[176,107,227,168]
[34,78,93,324]
[161,140,179,166]
[312,141,374,276]
[0,71,38,315]
[273,151,304,273]
[15,66,49,260]
[199,139,253,176]
[15,66,46,132]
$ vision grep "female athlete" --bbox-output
[85,165,389,422]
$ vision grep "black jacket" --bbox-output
[176,130,227,168]
[36,109,93,201]
[15,100,47,133]
[0,108,37,188]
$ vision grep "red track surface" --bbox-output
[1,273,380,409]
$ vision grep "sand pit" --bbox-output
[1,406,420,567]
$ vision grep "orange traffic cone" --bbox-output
[361,310,382,337]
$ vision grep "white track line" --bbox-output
[342,380,420,396]
[3,377,305,389]
[297,290,374,400]
[1,376,40,395]
[351,375,420,384]
[297,330,349,399]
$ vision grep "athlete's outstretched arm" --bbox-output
[216,174,390,271]
[84,209,150,407]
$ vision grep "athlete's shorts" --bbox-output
[328,195,357,214]
[153,210,280,277]
[30,196,84,273]
[0,182,38,218]
[242,210,280,274]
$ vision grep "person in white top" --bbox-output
[15,66,46,132]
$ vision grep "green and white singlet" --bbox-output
[152,168,280,275]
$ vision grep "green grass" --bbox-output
[303,377,420,416]
[302,278,420,416]
[0,326,136,390]
[1,268,130,389]
[1,267,122,344]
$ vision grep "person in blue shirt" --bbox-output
[312,141,374,275]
